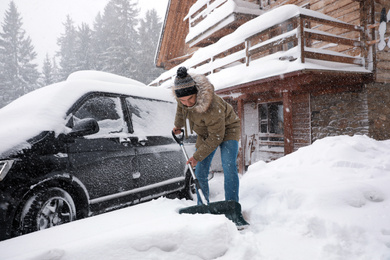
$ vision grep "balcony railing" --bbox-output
[185,0,262,47]
[152,5,367,88]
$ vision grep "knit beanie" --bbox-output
[174,67,198,98]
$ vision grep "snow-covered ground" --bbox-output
[1,135,390,260]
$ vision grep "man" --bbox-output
[172,67,241,205]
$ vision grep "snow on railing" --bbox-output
[151,5,366,88]
[185,0,262,44]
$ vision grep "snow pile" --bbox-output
[241,135,390,259]
[1,135,390,259]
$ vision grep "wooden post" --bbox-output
[237,97,246,174]
[245,40,250,66]
[370,0,376,73]
[298,16,305,64]
[360,0,368,69]
[283,91,294,155]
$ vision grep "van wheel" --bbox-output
[179,171,196,200]
[16,187,76,235]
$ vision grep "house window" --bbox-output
[258,102,284,142]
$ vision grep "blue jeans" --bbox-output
[195,140,239,205]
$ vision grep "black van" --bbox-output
[0,71,195,241]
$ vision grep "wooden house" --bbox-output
[152,0,390,173]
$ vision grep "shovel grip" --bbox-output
[172,129,184,144]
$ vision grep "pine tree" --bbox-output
[41,53,54,86]
[51,57,61,83]
[74,22,93,71]
[0,1,39,108]
[57,15,77,81]
[98,0,140,79]
[137,9,164,84]
[91,12,106,71]
[40,55,60,86]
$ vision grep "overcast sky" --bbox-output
[0,0,169,67]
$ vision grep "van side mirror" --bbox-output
[69,118,99,137]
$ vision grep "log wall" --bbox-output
[374,0,390,83]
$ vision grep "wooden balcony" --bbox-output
[151,5,372,89]
[185,0,262,48]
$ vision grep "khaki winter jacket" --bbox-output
[174,73,240,162]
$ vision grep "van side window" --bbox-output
[73,96,127,136]
[125,96,175,136]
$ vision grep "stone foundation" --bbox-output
[310,89,369,142]
[366,83,390,140]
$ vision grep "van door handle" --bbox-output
[132,172,141,179]
[119,137,131,146]
[138,137,148,146]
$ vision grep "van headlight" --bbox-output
[0,160,14,181]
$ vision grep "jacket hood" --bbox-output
[173,73,214,113]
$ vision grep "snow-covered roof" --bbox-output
[151,5,370,92]
[0,71,174,157]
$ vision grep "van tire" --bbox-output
[179,171,196,201]
[17,187,76,235]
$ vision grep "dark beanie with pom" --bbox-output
[174,67,198,98]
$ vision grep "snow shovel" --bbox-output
[172,130,249,227]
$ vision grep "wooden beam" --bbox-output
[300,14,363,31]
[248,34,297,57]
[310,84,364,96]
[216,70,373,98]
[304,31,360,47]
[304,51,363,65]
[216,70,315,96]
[283,91,294,155]
[237,98,246,174]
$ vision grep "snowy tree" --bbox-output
[40,53,54,86]
[51,57,61,83]
[74,22,93,71]
[54,0,164,84]
[91,12,106,71]
[58,19,95,78]
[0,1,39,108]
[57,15,78,81]
[40,53,61,86]
[97,0,140,79]
[137,9,164,84]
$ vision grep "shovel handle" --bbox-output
[187,161,209,205]
[172,130,208,205]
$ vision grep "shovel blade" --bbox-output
[179,200,249,227]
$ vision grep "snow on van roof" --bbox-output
[0,71,175,157]
[67,70,146,87]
